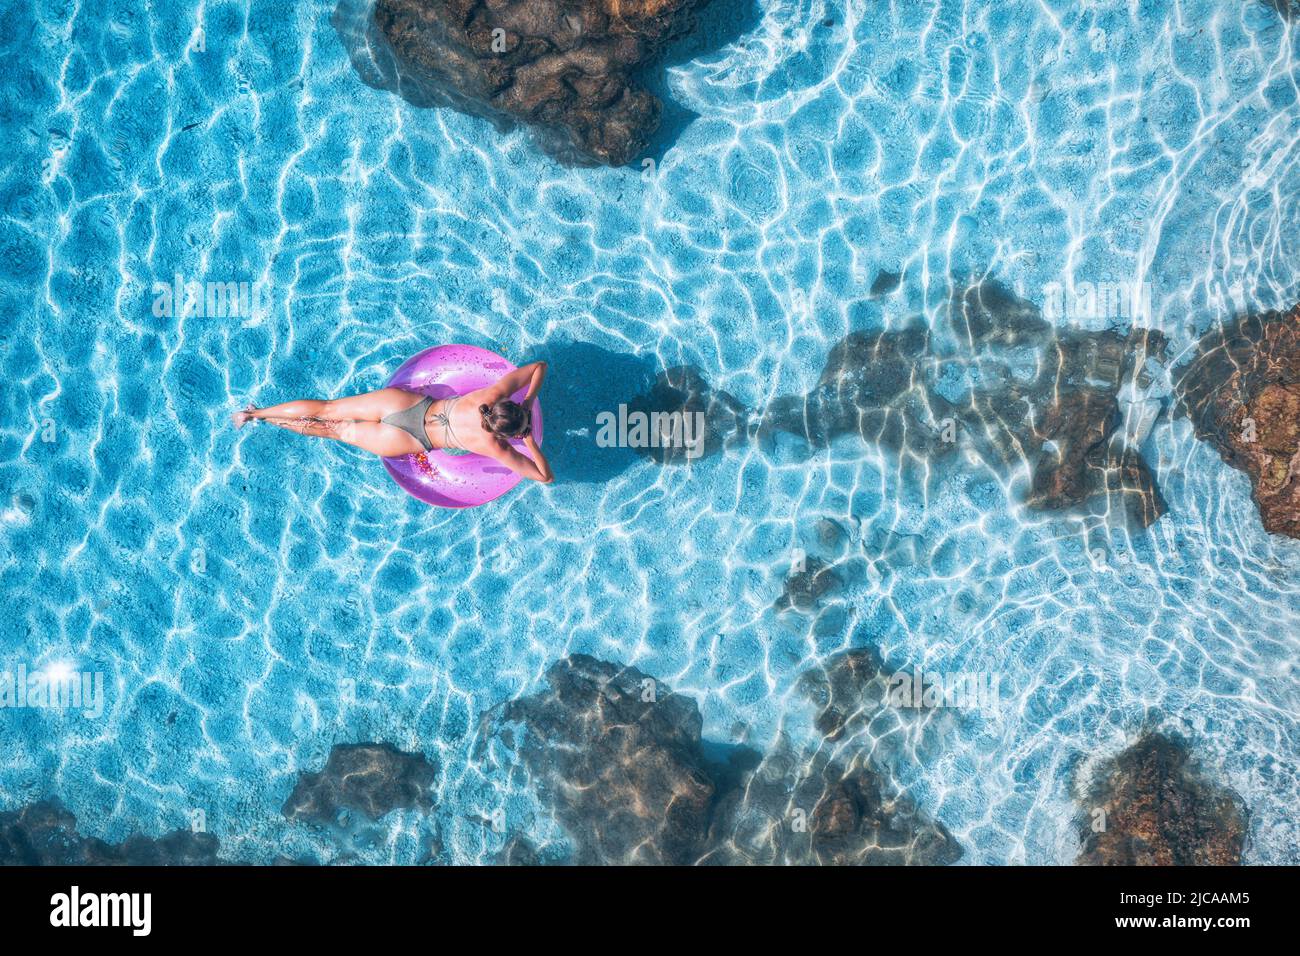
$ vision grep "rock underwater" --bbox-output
[625,365,751,464]
[496,654,961,865]
[759,280,1170,527]
[699,745,961,865]
[0,743,438,867]
[1175,305,1300,538]
[774,554,842,611]
[500,654,717,864]
[333,0,712,166]
[0,799,222,865]
[282,742,438,824]
[797,646,889,741]
[525,279,1167,531]
[1076,732,1247,866]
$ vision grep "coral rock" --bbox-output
[501,654,715,864]
[1175,307,1300,538]
[775,555,842,611]
[0,799,222,866]
[355,0,708,166]
[282,742,437,824]
[626,365,750,464]
[499,654,961,865]
[1077,732,1246,866]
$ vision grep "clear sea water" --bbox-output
[1,0,1298,864]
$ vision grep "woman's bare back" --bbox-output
[423,388,499,454]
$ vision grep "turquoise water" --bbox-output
[2,0,1299,863]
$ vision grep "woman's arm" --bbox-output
[484,360,547,404]
[521,434,553,483]
[522,361,546,403]
[483,437,553,484]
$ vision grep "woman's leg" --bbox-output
[249,388,422,423]
[259,416,424,457]
[248,399,329,421]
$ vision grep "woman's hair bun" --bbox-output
[479,399,531,439]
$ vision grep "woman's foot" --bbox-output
[231,405,256,429]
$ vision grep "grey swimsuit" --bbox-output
[381,395,463,452]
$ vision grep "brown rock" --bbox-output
[500,655,961,865]
[774,555,842,611]
[760,282,1168,526]
[1078,732,1246,866]
[1175,306,1300,538]
[1028,387,1118,509]
[625,365,751,464]
[351,0,707,166]
[500,655,716,864]
[700,747,962,865]
[0,799,224,865]
[797,647,886,740]
[282,742,437,824]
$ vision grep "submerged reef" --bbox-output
[497,654,960,864]
[757,281,1169,526]
[494,834,568,865]
[1175,306,1300,538]
[0,800,222,865]
[775,554,842,611]
[500,654,717,864]
[335,0,709,166]
[526,341,750,479]
[699,745,960,865]
[1076,732,1247,866]
[2,742,438,867]
[625,365,751,464]
[761,324,947,459]
[282,742,438,824]
[797,646,890,741]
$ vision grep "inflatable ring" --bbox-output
[382,345,544,508]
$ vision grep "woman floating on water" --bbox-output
[233,360,553,484]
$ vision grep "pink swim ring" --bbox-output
[382,345,544,508]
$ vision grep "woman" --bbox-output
[233,360,553,483]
